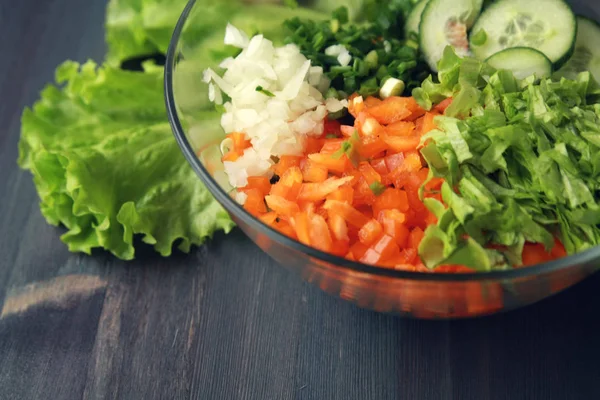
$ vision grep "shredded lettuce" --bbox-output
[416,48,600,271]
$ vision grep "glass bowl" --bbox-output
[165,0,600,319]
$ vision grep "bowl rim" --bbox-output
[165,0,600,282]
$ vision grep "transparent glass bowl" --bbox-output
[165,0,600,318]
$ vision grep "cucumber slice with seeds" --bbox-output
[420,0,484,72]
[470,0,576,68]
[555,16,600,83]
[486,47,552,80]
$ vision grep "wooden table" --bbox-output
[1,1,600,399]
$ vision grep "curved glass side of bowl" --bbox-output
[166,0,600,318]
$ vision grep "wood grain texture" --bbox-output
[1,1,600,399]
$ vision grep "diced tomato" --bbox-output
[228,132,251,152]
[373,188,409,217]
[435,265,475,273]
[425,212,438,226]
[315,205,329,220]
[308,153,350,174]
[293,212,311,245]
[433,98,453,114]
[404,97,427,121]
[370,158,389,176]
[265,195,300,217]
[319,139,346,154]
[358,162,382,185]
[551,239,567,258]
[306,137,326,154]
[522,243,554,267]
[222,150,242,162]
[323,119,342,136]
[244,188,267,216]
[308,214,333,252]
[384,152,405,172]
[408,227,425,250]
[385,121,416,136]
[342,166,362,183]
[353,177,377,206]
[389,151,423,189]
[367,97,413,124]
[259,212,278,226]
[242,176,271,197]
[328,212,349,242]
[372,234,400,261]
[360,248,384,265]
[358,219,383,246]
[323,200,370,228]
[361,117,384,136]
[424,175,445,192]
[382,135,421,153]
[406,188,427,214]
[302,160,328,183]
[419,112,439,136]
[348,95,365,117]
[272,219,297,239]
[357,136,388,158]
[298,176,355,202]
[270,166,303,200]
[340,125,356,137]
[349,242,369,260]
[364,96,383,108]
[273,156,303,177]
[401,248,419,264]
[330,239,350,257]
[378,209,410,247]
[326,185,354,204]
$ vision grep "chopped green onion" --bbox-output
[380,77,405,98]
[369,182,387,196]
[325,87,339,99]
[256,86,275,97]
[283,5,431,99]
[333,141,353,159]
[330,19,340,34]
[365,50,379,70]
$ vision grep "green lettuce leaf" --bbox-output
[19,61,234,260]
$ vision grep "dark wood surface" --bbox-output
[1,1,600,399]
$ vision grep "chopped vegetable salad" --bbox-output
[204,1,600,273]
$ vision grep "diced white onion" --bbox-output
[204,25,353,199]
[325,44,346,57]
[337,51,352,67]
[224,23,249,48]
[325,98,348,113]
[235,191,248,205]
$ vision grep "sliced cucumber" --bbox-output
[405,0,428,39]
[420,0,483,72]
[486,47,552,80]
[556,17,600,83]
[470,0,576,68]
